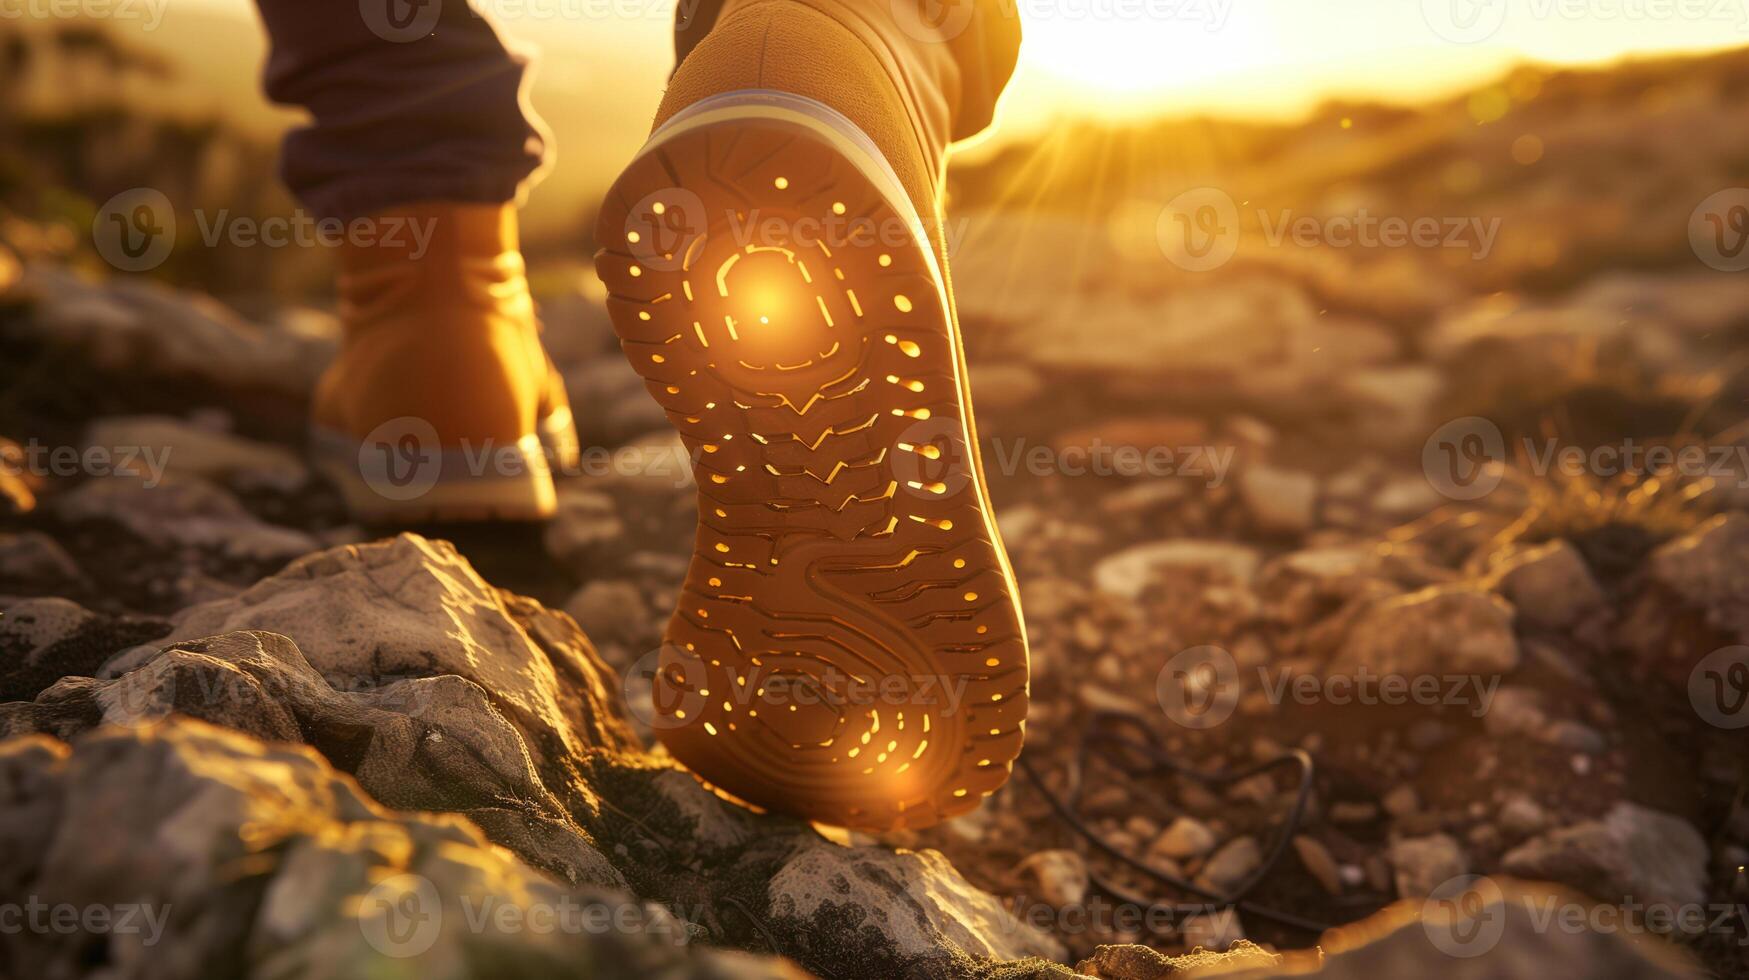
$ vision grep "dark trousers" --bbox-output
[254,0,1020,222]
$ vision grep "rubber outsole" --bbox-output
[595,92,1029,831]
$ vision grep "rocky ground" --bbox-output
[2,45,1748,980]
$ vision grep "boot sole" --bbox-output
[309,411,577,524]
[595,91,1028,831]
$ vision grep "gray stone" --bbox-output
[544,488,628,572]
[1336,585,1519,677]
[1484,540,1604,631]
[0,596,167,708]
[1239,464,1318,535]
[1152,816,1219,860]
[0,531,82,587]
[1498,795,1550,838]
[0,719,796,980]
[1641,514,1749,641]
[1483,687,1549,739]
[1293,836,1344,896]
[1094,540,1262,600]
[1389,833,1467,898]
[84,414,307,487]
[768,837,1065,965]
[1014,849,1089,908]
[135,534,641,774]
[11,264,334,396]
[1196,837,1263,895]
[51,475,319,565]
[1501,802,1709,932]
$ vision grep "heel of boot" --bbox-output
[311,426,557,523]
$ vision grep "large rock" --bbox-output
[1387,833,1467,898]
[3,629,626,889]
[0,720,801,980]
[0,531,85,593]
[84,415,308,487]
[51,475,319,566]
[1501,802,1710,934]
[3,536,1065,979]
[1334,585,1519,677]
[123,534,642,777]
[1633,514,1749,644]
[8,264,334,396]
[1237,464,1318,536]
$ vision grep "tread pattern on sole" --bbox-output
[595,114,1027,831]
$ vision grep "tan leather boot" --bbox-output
[596,0,1026,831]
[311,202,579,522]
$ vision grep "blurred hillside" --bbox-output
[3,16,1746,313]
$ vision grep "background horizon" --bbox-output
[92,0,1749,234]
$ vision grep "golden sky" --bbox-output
[175,0,1748,138]
[141,0,1748,227]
